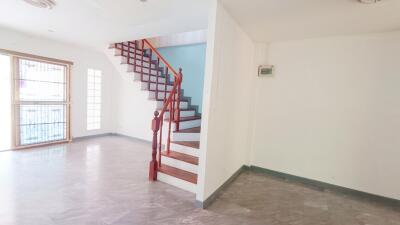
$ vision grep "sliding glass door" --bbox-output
[0,54,12,151]
[13,57,71,147]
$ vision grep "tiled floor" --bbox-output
[0,135,399,225]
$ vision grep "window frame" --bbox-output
[0,48,73,149]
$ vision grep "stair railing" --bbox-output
[112,39,183,181]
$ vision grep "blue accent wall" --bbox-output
[158,43,206,113]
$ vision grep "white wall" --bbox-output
[0,27,117,138]
[250,31,400,200]
[197,1,255,202]
[148,30,207,48]
[104,49,157,141]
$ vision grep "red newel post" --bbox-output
[149,111,160,181]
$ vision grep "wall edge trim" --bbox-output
[249,165,400,209]
[72,133,113,142]
[110,133,152,144]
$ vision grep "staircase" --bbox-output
[108,40,201,193]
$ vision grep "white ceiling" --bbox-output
[220,0,400,42]
[0,0,212,49]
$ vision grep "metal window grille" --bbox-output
[15,58,70,146]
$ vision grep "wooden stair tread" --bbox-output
[144,81,173,86]
[151,98,188,102]
[161,150,198,165]
[174,126,201,133]
[171,141,200,149]
[158,164,197,184]
[159,108,195,112]
[122,62,162,71]
[127,70,162,77]
[165,116,201,122]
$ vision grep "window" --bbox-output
[87,69,102,130]
[15,59,69,146]
[0,49,72,149]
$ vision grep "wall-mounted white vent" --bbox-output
[358,0,382,4]
[258,65,274,77]
[22,0,56,9]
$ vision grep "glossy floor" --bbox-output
[0,135,399,225]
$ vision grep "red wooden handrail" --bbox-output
[143,39,180,80]
[142,39,182,117]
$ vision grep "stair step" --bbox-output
[122,62,162,72]
[150,98,187,102]
[165,116,201,122]
[174,126,201,133]
[134,73,167,81]
[157,101,188,110]
[111,43,147,55]
[161,151,198,165]
[145,83,174,92]
[128,69,159,77]
[169,142,199,156]
[145,81,173,86]
[161,108,196,112]
[172,130,200,142]
[158,164,197,184]
[115,50,152,63]
[171,141,200,149]
[162,109,196,118]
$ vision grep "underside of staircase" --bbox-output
[108,41,201,193]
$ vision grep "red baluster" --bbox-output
[141,40,144,82]
[158,114,163,168]
[148,49,152,91]
[172,85,176,122]
[127,41,131,65]
[167,100,173,154]
[176,68,182,131]
[156,58,160,100]
[149,111,160,181]
[133,40,137,72]
[164,67,168,103]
